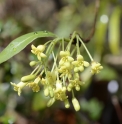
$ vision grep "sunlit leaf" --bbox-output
[108,7,121,54]
[0,31,56,64]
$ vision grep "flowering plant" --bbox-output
[0,31,103,111]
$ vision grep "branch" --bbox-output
[83,0,100,43]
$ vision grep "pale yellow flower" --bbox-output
[11,82,26,96]
[68,73,84,91]
[46,71,56,86]
[91,61,103,74]
[59,51,74,67]
[41,71,56,88]
[28,77,41,92]
[72,55,89,72]
[41,78,47,86]
[58,66,72,78]
[54,81,68,101]
[31,44,46,60]
[41,71,56,97]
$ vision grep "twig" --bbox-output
[83,0,100,43]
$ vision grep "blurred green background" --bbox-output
[0,0,122,124]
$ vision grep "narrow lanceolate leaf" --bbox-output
[0,31,56,64]
[108,7,121,54]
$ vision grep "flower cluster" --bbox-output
[11,32,103,111]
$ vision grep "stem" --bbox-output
[76,36,80,55]
[51,42,61,71]
[70,47,76,56]
[66,31,77,51]
[63,76,66,86]
[35,66,42,75]
[51,51,57,72]
[78,36,93,61]
[64,38,70,43]
[52,51,59,81]
[44,40,52,46]
[62,38,64,51]
[46,41,54,55]
[40,70,44,76]
[31,65,39,75]
[44,41,56,68]
[72,90,75,98]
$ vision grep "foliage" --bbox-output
[0,31,56,64]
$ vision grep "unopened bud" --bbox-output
[29,61,37,66]
[75,86,80,91]
[77,55,83,60]
[37,45,45,51]
[40,53,47,58]
[49,87,54,97]
[62,87,66,92]
[64,62,70,68]
[64,99,70,108]
[74,67,78,72]
[67,87,72,91]
[83,61,89,67]
[44,88,49,96]
[72,97,80,111]
[79,66,84,72]
[67,84,72,91]
[47,98,55,107]
[21,75,36,82]
[60,51,70,56]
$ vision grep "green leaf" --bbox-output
[108,7,121,54]
[0,31,56,64]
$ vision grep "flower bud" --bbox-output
[68,56,74,62]
[44,88,49,96]
[75,86,80,91]
[79,66,84,72]
[74,67,78,72]
[67,83,73,91]
[60,51,70,56]
[49,87,54,97]
[67,87,72,91]
[62,87,66,92]
[77,55,83,60]
[47,98,55,107]
[72,97,80,111]
[40,53,46,58]
[64,99,70,108]
[64,62,70,68]
[21,75,36,82]
[83,61,89,67]
[99,66,103,69]
[29,61,37,66]
[37,45,45,51]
